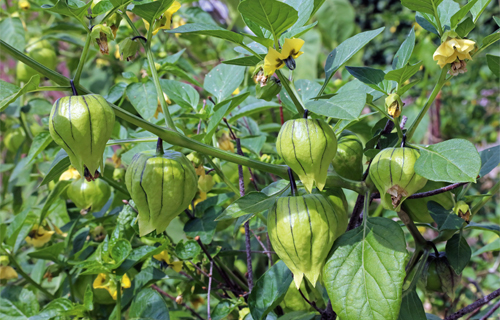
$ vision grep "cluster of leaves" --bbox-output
[0,0,499,320]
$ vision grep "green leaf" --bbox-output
[25,132,53,165]
[28,242,65,263]
[116,244,168,275]
[323,217,408,320]
[322,27,384,91]
[414,139,481,183]
[223,55,264,66]
[306,90,367,120]
[393,27,416,70]
[0,75,40,112]
[40,150,71,186]
[450,0,480,28]
[110,239,132,268]
[400,0,443,15]
[175,240,201,260]
[428,202,464,231]
[465,222,500,236]
[479,32,500,52]
[384,62,423,86]
[345,66,388,93]
[283,0,314,30]
[167,23,245,45]
[479,145,500,177]
[126,80,158,120]
[92,0,113,17]
[129,288,170,320]
[397,290,426,320]
[456,17,475,37]
[184,207,219,244]
[445,234,471,274]
[472,238,500,256]
[281,79,321,113]
[212,300,239,320]
[416,13,439,35]
[238,0,299,39]
[470,0,492,22]
[132,0,175,24]
[105,82,128,104]
[0,286,39,319]
[84,285,94,311]
[39,180,71,225]
[134,267,166,290]
[228,100,280,122]
[204,63,245,103]
[42,0,93,27]
[30,298,73,320]
[241,136,267,155]
[248,260,293,320]
[160,79,199,111]
[216,192,276,221]
[437,0,460,29]
[0,17,26,52]
[486,54,500,77]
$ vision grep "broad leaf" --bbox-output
[306,90,367,120]
[445,234,471,274]
[450,0,480,28]
[126,80,158,120]
[400,0,443,15]
[204,63,245,103]
[105,82,128,104]
[415,139,481,183]
[248,260,293,320]
[132,0,175,24]
[228,100,281,122]
[428,201,464,231]
[28,242,65,263]
[167,23,244,45]
[322,27,384,92]
[238,0,299,39]
[175,240,201,260]
[456,17,475,37]
[184,206,219,244]
[397,290,426,320]
[129,288,170,320]
[345,66,388,93]
[470,0,492,22]
[323,217,408,320]
[0,286,39,319]
[384,62,423,86]
[479,32,500,52]
[416,13,439,35]
[0,17,25,52]
[223,55,264,66]
[465,222,500,236]
[393,28,416,70]
[216,192,276,221]
[437,0,460,30]
[0,74,40,112]
[160,79,199,111]
[486,54,499,77]
[479,145,500,177]
[42,0,93,27]
[472,238,500,256]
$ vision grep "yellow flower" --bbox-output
[218,133,234,152]
[153,250,183,272]
[143,1,181,36]
[0,266,18,280]
[59,167,81,181]
[93,273,131,300]
[232,87,240,95]
[433,38,475,68]
[264,38,304,75]
[19,0,30,10]
[154,93,172,119]
[25,225,55,247]
[189,191,207,210]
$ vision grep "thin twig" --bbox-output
[400,115,408,129]
[444,288,500,320]
[479,299,500,320]
[347,194,365,230]
[207,261,213,320]
[250,229,272,263]
[371,182,468,200]
[299,288,322,314]
[195,236,236,291]
[266,235,274,265]
[152,284,205,320]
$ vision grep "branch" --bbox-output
[371,182,467,200]
[207,261,213,320]
[479,299,500,320]
[444,288,500,320]
[298,288,322,314]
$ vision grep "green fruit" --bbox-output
[268,193,347,288]
[16,40,57,83]
[424,252,461,298]
[4,126,26,152]
[255,77,281,101]
[125,150,198,236]
[332,131,364,181]
[113,168,125,181]
[324,188,349,235]
[369,147,427,211]
[67,178,111,212]
[402,181,455,223]
[49,94,115,181]
[276,119,337,193]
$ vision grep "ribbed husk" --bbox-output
[369,147,427,211]
[268,193,347,288]
[125,150,197,236]
[49,94,115,179]
[276,119,337,193]
[67,178,111,212]
[331,131,364,181]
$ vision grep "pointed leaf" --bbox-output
[25,132,53,165]
[160,79,199,111]
[204,63,245,103]
[132,0,175,24]
[486,54,500,77]
[393,28,415,70]
[238,0,298,38]
[126,80,158,120]
[167,23,244,45]
[400,0,443,15]
[216,192,276,221]
[0,17,26,52]
[0,75,40,112]
[398,290,426,320]
[445,234,471,274]
[450,0,480,28]
[384,62,423,86]
[129,288,170,320]
[306,89,367,120]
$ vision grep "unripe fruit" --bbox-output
[125,150,198,236]
[277,119,337,193]
[331,131,363,181]
[424,252,461,298]
[4,126,26,152]
[49,94,115,181]
[67,178,111,212]
[325,188,349,235]
[268,193,347,288]
[369,147,427,210]
[402,181,455,223]
[255,77,281,101]
[16,39,57,83]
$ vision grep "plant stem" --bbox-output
[34,86,72,92]
[66,270,76,302]
[276,70,305,115]
[406,67,448,141]
[152,284,205,320]
[397,210,427,247]
[207,261,213,320]
[73,32,92,87]
[444,288,500,320]
[116,280,121,320]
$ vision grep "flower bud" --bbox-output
[402,181,455,223]
[118,38,139,61]
[277,119,337,193]
[218,133,234,152]
[113,168,125,182]
[67,178,111,212]
[198,174,214,193]
[453,201,471,223]
[175,295,183,304]
[255,77,281,101]
[91,24,114,55]
[18,0,30,11]
[268,193,347,288]
[385,93,403,118]
[332,131,364,181]
[49,94,115,181]
[369,147,427,210]
[125,150,198,236]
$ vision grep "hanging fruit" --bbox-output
[67,178,111,213]
[332,131,364,181]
